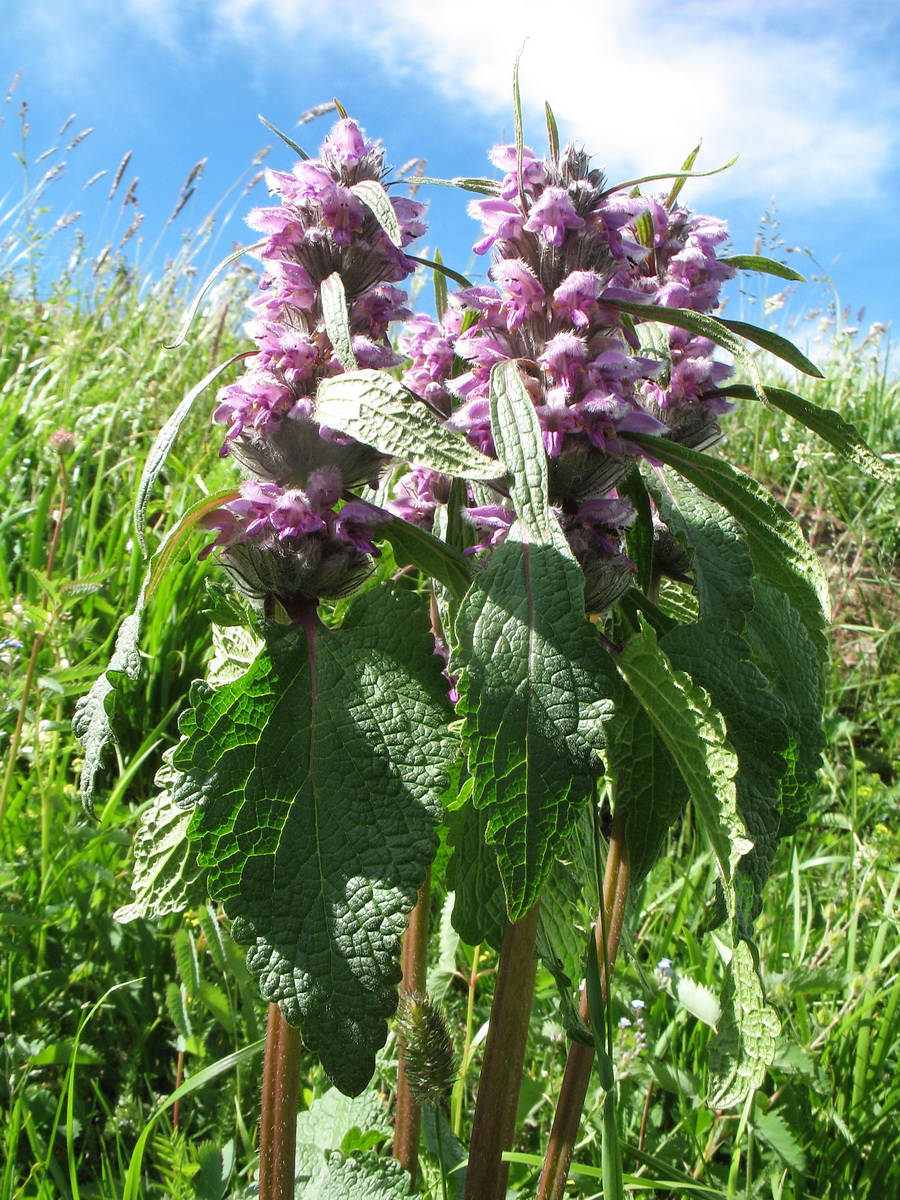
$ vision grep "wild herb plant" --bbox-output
[74,83,897,1200]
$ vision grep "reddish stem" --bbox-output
[463,903,541,1200]
[536,808,631,1200]
[258,1003,303,1200]
[393,867,432,1182]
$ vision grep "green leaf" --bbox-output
[257,113,309,159]
[606,684,690,888]
[716,318,823,377]
[432,248,448,319]
[710,383,897,482]
[545,101,560,162]
[134,352,248,554]
[618,467,655,594]
[453,362,616,918]
[628,436,830,658]
[661,620,793,930]
[174,926,200,996]
[73,488,239,812]
[707,938,780,1108]
[299,1151,411,1199]
[173,584,454,1095]
[380,516,472,600]
[717,255,806,282]
[406,253,474,291]
[320,272,357,372]
[647,470,755,629]
[743,579,824,835]
[352,179,403,247]
[314,369,504,481]
[664,143,701,211]
[615,624,746,888]
[295,1085,390,1184]
[754,1107,808,1172]
[600,156,739,199]
[164,241,265,350]
[113,749,208,923]
[446,799,506,951]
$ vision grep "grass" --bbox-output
[1,121,898,1200]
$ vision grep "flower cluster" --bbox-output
[200,118,426,607]
[398,141,736,608]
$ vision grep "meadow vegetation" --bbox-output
[1,106,898,1199]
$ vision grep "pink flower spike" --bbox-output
[523,187,584,247]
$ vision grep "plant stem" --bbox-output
[258,1003,303,1200]
[463,902,540,1200]
[535,807,631,1200]
[393,867,432,1182]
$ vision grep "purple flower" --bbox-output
[552,271,603,328]
[323,118,372,166]
[490,259,545,331]
[523,187,584,247]
[487,143,547,199]
[468,198,526,255]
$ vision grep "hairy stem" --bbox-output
[393,867,432,1181]
[258,1004,303,1200]
[463,903,540,1200]
[536,808,631,1200]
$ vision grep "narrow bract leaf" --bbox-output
[718,255,806,282]
[315,369,504,480]
[664,143,701,211]
[380,516,472,600]
[406,253,474,291]
[717,318,823,378]
[414,176,501,196]
[711,383,897,482]
[352,179,403,247]
[165,242,264,349]
[74,488,240,812]
[628,435,830,657]
[174,585,454,1096]
[320,272,357,371]
[135,352,249,553]
[600,156,738,199]
[257,113,308,159]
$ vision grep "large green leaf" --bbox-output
[453,362,616,919]
[615,624,778,1104]
[320,272,357,372]
[314,369,504,481]
[743,579,825,835]
[606,684,690,888]
[647,469,755,629]
[172,584,455,1095]
[628,435,830,658]
[445,799,506,951]
[710,383,897,483]
[660,620,793,930]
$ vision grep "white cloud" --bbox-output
[204,0,899,209]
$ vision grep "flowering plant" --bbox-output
[75,87,894,1200]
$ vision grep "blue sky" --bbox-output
[3,0,899,352]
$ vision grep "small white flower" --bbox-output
[618,1016,632,1029]
[630,998,645,1012]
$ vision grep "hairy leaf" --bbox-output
[320,272,357,372]
[711,383,897,482]
[173,585,454,1095]
[352,179,402,247]
[661,620,792,930]
[380,516,472,600]
[315,369,504,481]
[113,748,207,923]
[629,435,829,657]
[717,255,806,282]
[707,939,780,1107]
[647,469,755,629]
[454,362,616,918]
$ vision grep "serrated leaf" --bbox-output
[707,938,780,1107]
[113,749,207,923]
[754,1107,808,1172]
[315,369,504,481]
[174,926,200,996]
[299,1151,410,1199]
[743,579,824,835]
[661,620,792,931]
[718,255,806,282]
[674,974,722,1027]
[616,623,746,886]
[197,904,228,974]
[711,383,896,482]
[607,684,690,887]
[426,891,461,1002]
[295,1085,390,1186]
[446,800,506,951]
[135,352,248,554]
[453,362,616,918]
[173,584,454,1095]
[320,272,357,372]
[647,469,755,629]
[352,179,402,247]
[165,982,192,1041]
[74,488,240,812]
[380,516,471,600]
[629,435,829,657]
[618,467,654,593]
